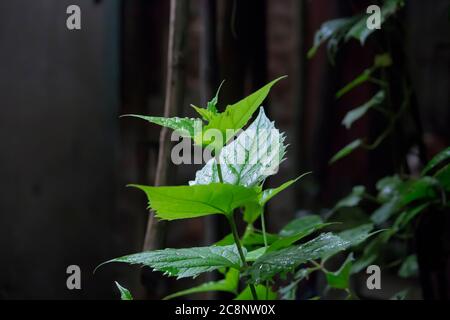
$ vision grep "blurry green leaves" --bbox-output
[398,254,418,279]
[130,183,259,220]
[336,54,391,99]
[308,0,404,61]
[346,0,405,45]
[115,282,133,300]
[422,147,450,175]
[330,139,363,164]
[342,91,385,129]
[104,245,244,279]
[334,186,366,211]
[307,17,358,62]
[190,108,286,187]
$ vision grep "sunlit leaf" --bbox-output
[203,77,286,147]
[190,108,286,187]
[131,183,258,220]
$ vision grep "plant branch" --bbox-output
[227,212,258,300]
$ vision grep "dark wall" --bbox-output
[0,0,143,299]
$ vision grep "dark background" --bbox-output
[0,0,448,299]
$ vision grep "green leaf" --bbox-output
[131,183,258,220]
[279,269,312,300]
[376,175,403,202]
[330,139,363,164]
[325,253,354,289]
[163,269,239,299]
[103,245,244,279]
[374,53,393,68]
[115,281,133,300]
[260,173,311,206]
[346,0,405,45]
[370,197,401,225]
[435,163,450,192]
[334,186,366,211]
[190,108,286,187]
[336,69,372,98]
[246,247,267,262]
[122,115,201,139]
[278,215,323,237]
[268,221,332,253]
[242,229,279,247]
[203,76,286,146]
[248,233,351,283]
[191,104,216,122]
[422,147,450,175]
[235,285,277,300]
[398,255,418,279]
[342,91,385,129]
[307,17,357,60]
[400,177,438,207]
[215,233,235,246]
[390,289,409,300]
[351,232,390,273]
[244,173,311,224]
[393,203,429,232]
[207,80,225,114]
[338,223,374,247]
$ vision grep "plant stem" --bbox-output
[260,211,269,299]
[215,151,224,183]
[260,212,268,248]
[227,212,258,300]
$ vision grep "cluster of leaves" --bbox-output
[102,78,375,300]
[308,0,450,298]
[329,147,450,294]
[308,0,405,164]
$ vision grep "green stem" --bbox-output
[215,150,224,183]
[260,212,269,299]
[227,212,258,300]
[260,212,268,248]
